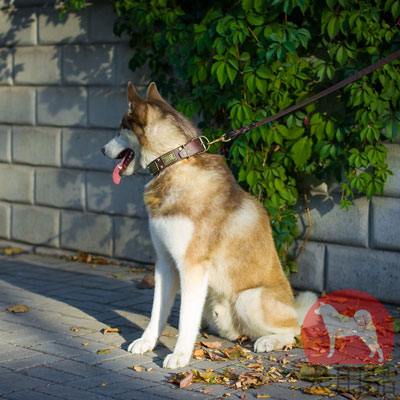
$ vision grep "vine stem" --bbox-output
[293,193,311,263]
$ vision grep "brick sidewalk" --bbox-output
[0,253,399,400]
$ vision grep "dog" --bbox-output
[102,81,317,368]
[314,302,384,362]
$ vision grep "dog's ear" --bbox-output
[146,82,165,102]
[127,82,144,106]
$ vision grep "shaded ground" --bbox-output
[0,253,399,399]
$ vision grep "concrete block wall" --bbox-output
[292,137,400,303]
[0,0,154,263]
[0,1,399,303]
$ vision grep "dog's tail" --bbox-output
[294,291,318,326]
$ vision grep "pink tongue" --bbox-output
[112,159,124,185]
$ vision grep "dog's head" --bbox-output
[102,82,199,184]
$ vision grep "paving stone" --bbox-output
[141,384,213,399]
[37,87,88,127]
[0,372,49,394]
[36,167,85,210]
[12,204,59,247]
[0,347,41,363]
[60,210,113,256]
[370,196,400,251]
[13,126,61,167]
[14,46,61,84]
[0,126,11,162]
[0,8,37,46]
[64,371,131,391]
[1,354,62,371]
[38,7,89,44]
[87,170,146,216]
[5,390,57,400]
[35,383,110,400]
[25,365,81,383]
[30,342,89,359]
[0,87,35,124]
[61,128,115,171]
[63,44,115,85]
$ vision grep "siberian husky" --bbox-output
[102,82,316,369]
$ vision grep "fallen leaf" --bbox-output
[200,387,213,393]
[303,386,335,396]
[101,382,107,387]
[201,341,222,349]
[225,394,231,398]
[256,395,270,398]
[113,273,124,279]
[103,327,121,335]
[393,318,400,334]
[146,368,153,372]
[241,393,247,399]
[97,349,110,355]
[247,363,262,369]
[71,327,79,332]
[237,335,249,344]
[82,342,88,346]
[137,273,155,289]
[193,348,206,359]
[179,371,193,388]
[133,365,143,372]
[204,349,226,361]
[3,247,22,256]
[7,304,29,313]
[202,332,209,338]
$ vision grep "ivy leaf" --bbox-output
[392,1,400,18]
[290,137,312,168]
[247,13,264,26]
[327,17,340,39]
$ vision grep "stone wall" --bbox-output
[0,0,399,303]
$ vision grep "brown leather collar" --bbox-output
[147,136,209,176]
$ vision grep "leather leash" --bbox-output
[148,49,400,176]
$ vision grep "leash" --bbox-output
[147,49,400,176]
[206,48,400,147]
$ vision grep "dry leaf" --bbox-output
[137,273,155,289]
[237,335,249,344]
[7,304,29,313]
[303,386,335,396]
[201,341,222,349]
[113,273,124,279]
[200,388,213,393]
[97,349,110,355]
[247,363,262,369]
[179,372,193,388]
[146,368,153,372]
[3,247,22,256]
[101,382,107,387]
[133,365,143,372]
[103,327,121,335]
[82,342,88,346]
[193,348,206,359]
[71,327,79,332]
[202,332,209,338]
[256,395,270,398]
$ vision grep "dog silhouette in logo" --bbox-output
[314,302,384,362]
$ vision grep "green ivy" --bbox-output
[62,0,400,276]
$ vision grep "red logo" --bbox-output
[302,290,394,364]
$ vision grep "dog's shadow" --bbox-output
[0,254,180,368]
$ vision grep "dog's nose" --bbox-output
[101,147,105,155]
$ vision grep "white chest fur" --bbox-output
[149,216,194,267]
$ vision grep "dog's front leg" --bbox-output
[163,265,208,369]
[128,257,179,355]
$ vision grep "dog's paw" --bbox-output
[163,352,191,369]
[127,338,155,354]
[254,334,295,353]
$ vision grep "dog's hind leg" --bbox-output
[234,287,300,352]
[163,264,209,369]
[128,254,179,355]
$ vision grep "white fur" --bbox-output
[295,291,318,325]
